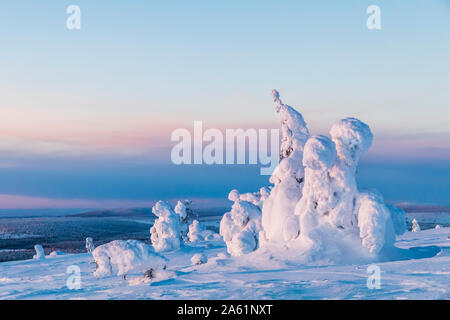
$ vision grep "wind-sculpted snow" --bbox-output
[220,190,262,256]
[150,201,182,252]
[92,240,167,278]
[261,90,309,243]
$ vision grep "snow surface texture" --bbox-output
[0,226,447,299]
[150,201,182,252]
[261,90,310,243]
[33,245,45,260]
[220,190,263,256]
[92,240,167,278]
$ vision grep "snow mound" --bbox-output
[191,253,207,265]
[261,90,309,243]
[150,201,182,252]
[92,240,167,278]
[295,135,342,242]
[48,251,65,257]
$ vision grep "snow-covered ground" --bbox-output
[0,226,448,300]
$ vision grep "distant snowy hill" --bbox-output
[72,207,227,218]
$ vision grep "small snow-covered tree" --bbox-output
[86,237,95,253]
[411,219,421,232]
[357,192,395,254]
[188,220,204,242]
[150,201,182,252]
[33,244,45,260]
[220,190,262,256]
[261,90,309,243]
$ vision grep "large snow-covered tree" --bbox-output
[261,90,309,243]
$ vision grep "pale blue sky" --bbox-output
[0,1,449,207]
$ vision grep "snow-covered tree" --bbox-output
[328,118,373,231]
[33,244,45,260]
[411,219,421,232]
[217,91,407,261]
[86,237,95,253]
[220,190,262,256]
[293,133,402,257]
[174,201,189,241]
[174,199,198,241]
[295,135,338,240]
[49,251,64,257]
[261,90,309,243]
[92,240,167,278]
[150,201,182,252]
